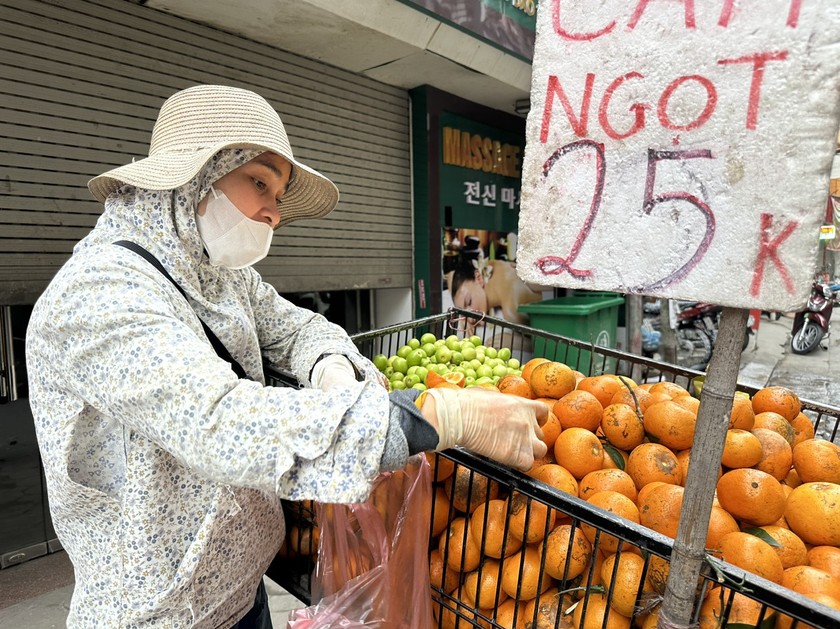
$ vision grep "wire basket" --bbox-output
[266,308,840,628]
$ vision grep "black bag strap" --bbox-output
[113,240,251,380]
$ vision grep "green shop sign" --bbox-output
[439,112,524,233]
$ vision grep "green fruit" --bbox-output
[469,335,483,346]
[392,357,409,374]
[412,383,427,391]
[390,372,405,381]
[465,368,477,379]
[475,376,494,385]
[507,358,521,370]
[407,338,421,349]
[485,347,498,359]
[420,333,437,345]
[476,364,493,378]
[383,366,394,378]
[435,346,452,364]
[406,349,426,367]
[445,335,461,351]
[390,380,407,390]
[498,347,512,361]
[397,345,412,359]
[414,366,428,382]
[492,364,508,378]
[421,342,437,357]
[460,345,477,361]
[372,354,388,371]
[404,374,421,387]
[469,359,482,371]
[451,351,464,365]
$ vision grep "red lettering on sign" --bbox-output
[540,74,596,142]
[598,72,648,140]
[787,0,804,27]
[628,0,696,31]
[719,0,803,27]
[536,140,606,278]
[719,50,788,130]
[750,213,798,296]
[657,75,718,132]
[552,0,616,41]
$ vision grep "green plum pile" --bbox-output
[371,333,523,392]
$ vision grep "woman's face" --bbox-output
[453,276,488,315]
[197,152,292,229]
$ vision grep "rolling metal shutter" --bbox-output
[0,0,412,304]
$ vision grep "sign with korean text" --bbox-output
[517,1,840,310]
[440,112,524,233]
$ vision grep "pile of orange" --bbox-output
[427,357,840,628]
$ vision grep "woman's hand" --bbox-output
[420,387,548,472]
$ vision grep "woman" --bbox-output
[25,85,546,628]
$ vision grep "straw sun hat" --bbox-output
[88,84,339,226]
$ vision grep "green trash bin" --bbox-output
[518,295,625,376]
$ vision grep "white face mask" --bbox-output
[196,187,273,269]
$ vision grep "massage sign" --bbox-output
[517,0,840,311]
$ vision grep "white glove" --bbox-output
[311,354,359,391]
[424,387,548,472]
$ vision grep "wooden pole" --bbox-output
[657,307,749,628]
[626,294,643,383]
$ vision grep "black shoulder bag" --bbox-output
[114,240,251,380]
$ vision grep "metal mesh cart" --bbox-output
[267,308,840,628]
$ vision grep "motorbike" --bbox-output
[790,281,840,354]
[641,300,751,369]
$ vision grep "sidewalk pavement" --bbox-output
[2,310,838,628]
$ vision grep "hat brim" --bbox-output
[87,142,339,227]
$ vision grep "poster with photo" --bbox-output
[441,226,554,337]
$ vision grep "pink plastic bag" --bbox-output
[287,455,433,629]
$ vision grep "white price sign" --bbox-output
[518,1,840,311]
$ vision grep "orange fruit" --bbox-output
[720,429,763,469]
[648,381,689,398]
[428,451,456,482]
[431,486,453,537]
[445,465,500,513]
[553,427,604,480]
[791,412,816,445]
[441,516,482,572]
[716,531,784,583]
[729,395,756,430]
[463,558,508,609]
[576,375,623,408]
[625,443,682,489]
[753,411,796,446]
[775,592,840,629]
[705,505,740,552]
[530,463,579,497]
[751,427,793,481]
[553,390,604,431]
[609,386,655,413]
[782,564,840,600]
[782,467,802,489]
[792,438,840,484]
[427,369,466,388]
[756,525,809,569]
[785,482,840,546]
[497,374,535,399]
[751,385,801,422]
[537,411,561,450]
[578,468,638,502]
[521,357,550,384]
[716,468,786,527]
[529,361,577,400]
[492,598,528,629]
[521,587,575,629]
[501,546,554,600]
[507,492,556,544]
[636,480,667,509]
[646,555,670,595]
[581,490,640,552]
[809,546,840,579]
[672,394,701,414]
[470,499,523,559]
[638,482,684,539]
[538,523,592,581]
[571,592,631,629]
[601,445,630,471]
[429,548,460,591]
[643,399,697,451]
[698,587,777,628]
[600,552,650,617]
[600,403,646,451]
